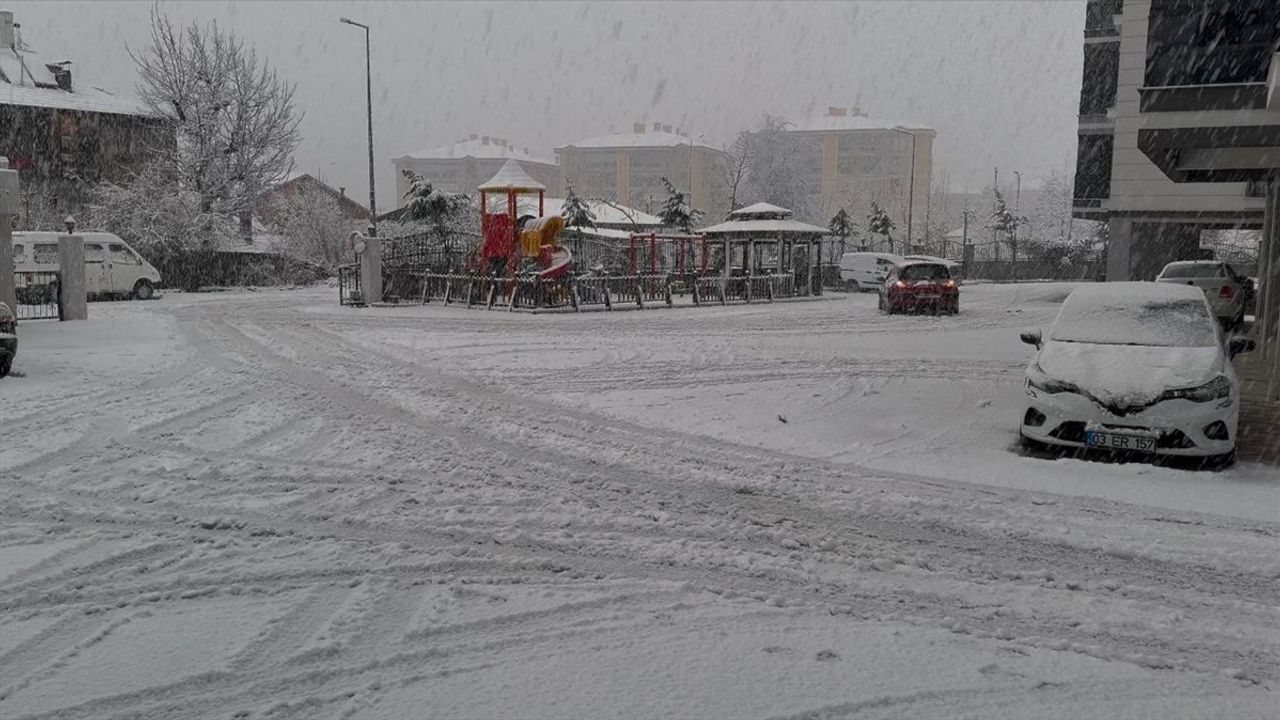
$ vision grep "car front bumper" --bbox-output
[1019,384,1237,457]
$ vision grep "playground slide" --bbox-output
[538,244,573,280]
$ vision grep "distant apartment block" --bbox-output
[391,135,558,204]
[1072,0,1279,280]
[555,123,729,220]
[768,107,935,241]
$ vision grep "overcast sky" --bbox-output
[14,0,1085,210]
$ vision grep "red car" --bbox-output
[879,261,959,315]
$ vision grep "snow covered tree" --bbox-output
[828,208,855,262]
[269,190,352,271]
[989,190,1028,267]
[742,114,808,218]
[722,130,752,214]
[562,182,596,229]
[401,169,470,239]
[131,8,301,218]
[866,202,895,253]
[658,176,702,232]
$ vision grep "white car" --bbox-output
[1154,260,1245,328]
[1018,282,1254,465]
[839,251,904,292]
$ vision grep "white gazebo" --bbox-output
[698,203,828,292]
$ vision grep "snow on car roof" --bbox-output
[1050,282,1217,348]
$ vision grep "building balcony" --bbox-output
[1139,83,1270,113]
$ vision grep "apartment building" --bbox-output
[555,123,728,220]
[1072,0,1279,280]
[391,135,558,204]
[769,107,935,245]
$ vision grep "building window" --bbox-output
[1084,0,1123,37]
[1080,42,1119,115]
[1073,134,1113,203]
[1145,0,1279,87]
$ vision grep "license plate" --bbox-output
[917,293,939,300]
[1085,431,1156,452]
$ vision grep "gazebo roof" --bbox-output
[477,159,546,192]
[729,202,793,219]
[698,218,829,236]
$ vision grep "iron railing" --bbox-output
[12,270,63,320]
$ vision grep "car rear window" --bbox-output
[1051,292,1217,347]
[899,264,950,281]
[1161,263,1223,279]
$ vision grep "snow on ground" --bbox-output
[0,285,1276,719]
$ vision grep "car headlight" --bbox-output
[1027,367,1078,395]
[1158,375,1231,403]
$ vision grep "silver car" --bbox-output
[1155,261,1246,328]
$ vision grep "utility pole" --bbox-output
[340,17,377,239]
[1012,170,1022,280]
[892,127,918,254]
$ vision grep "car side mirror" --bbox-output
[1019,328,1042,348]
[1228,336,1256,359]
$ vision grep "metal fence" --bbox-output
[337,264,363,306]
[12,270,62,320]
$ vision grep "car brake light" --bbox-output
[893,280,906,289]
[942,279,956,288]
[1219,286,1233,299]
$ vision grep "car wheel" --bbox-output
[848,280,861,293]
[0,355,11,378]
[134,280,155,301]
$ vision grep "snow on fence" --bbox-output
[371,269,818,312]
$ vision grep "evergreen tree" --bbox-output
[401,169,469,238]
[866,202,895,253]
[828,208,854,261]
[562,182,596,229]
[658,176,702,232]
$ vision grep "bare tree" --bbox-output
[269,191,353,272]
[722,130,752,214]
[131,7,301,218]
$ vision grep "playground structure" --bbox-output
[348,165,828,311]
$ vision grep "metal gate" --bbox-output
[12,271,63,320]
[337,264,363,306]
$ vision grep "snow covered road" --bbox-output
[1,285,1276,719]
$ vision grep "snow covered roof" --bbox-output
[0,46,153,117]
[396,137,555,166]
[789,113,935,135]
[478,159,547,192]
[698,218,829,236]
[515,196,662,227]
[729,202,793,220]
[560,130,717,151]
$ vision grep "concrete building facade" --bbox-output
[770,108,935,247]
[555,123,728,221]
[1072,0,1278,281]
[391,135,558,204]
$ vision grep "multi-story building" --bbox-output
[555,123,728,221]
[391,135,558,203]
[767,107,935,244]
[0,9,168,228]
[1072,0,1279,280]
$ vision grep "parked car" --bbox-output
[0,302,16,377]
[878,261,959,315]
[1154,260,1245,328]
[839,251,904,292]
[1018,282,1255,466]
[903,254,963,283]
[13,232,162,300]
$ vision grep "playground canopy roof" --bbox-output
[477,159,547,193]
[700,203,828,236]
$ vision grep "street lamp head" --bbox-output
[339,17,368,29]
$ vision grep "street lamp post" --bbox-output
[891,127,917,255]
[340,17,377,238]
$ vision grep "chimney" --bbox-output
[633,122,645,134]
[339,187,346,196]
[49,62,71,92]
[482,136,490,145]
[0,11,14,50]
[827,106,847,117]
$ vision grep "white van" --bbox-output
[13,232,161,300]
[839,251,904,291]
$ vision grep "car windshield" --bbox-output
[899,264,950,281]
[1050,292,1217,347]
[1160,263,1223,279]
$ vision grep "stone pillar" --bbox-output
[0,158,17,311]
[1105,216,1131,282]
[359,233,382,304]
[58,232,88,320]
